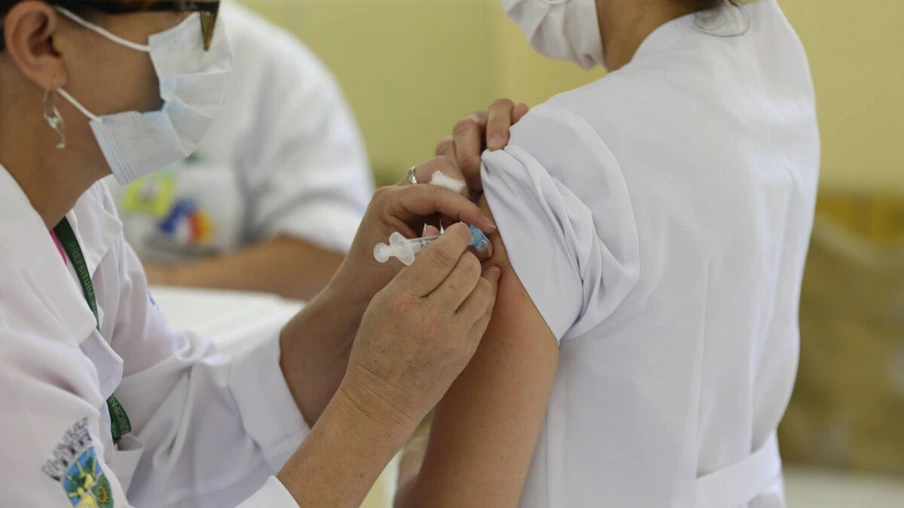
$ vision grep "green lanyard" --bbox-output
[54,218,132,443]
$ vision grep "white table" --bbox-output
[150,286,397,508]
[150,286,303,355]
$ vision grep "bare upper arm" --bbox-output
[402,196,560,507]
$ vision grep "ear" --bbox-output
[4,2,69,91]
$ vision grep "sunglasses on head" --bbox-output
[54,0,220,50]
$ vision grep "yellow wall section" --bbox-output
[781,0,904,192]
[243,0,499,181]
[240,0,605,182]
[241,0,902,190]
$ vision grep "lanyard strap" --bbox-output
[53,218,132,443]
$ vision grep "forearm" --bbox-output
[279,278,371,424]
[278,382,416,508]
[160,237,344,301]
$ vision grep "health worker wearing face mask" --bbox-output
[0,1,513,506]
[396,0,820,507]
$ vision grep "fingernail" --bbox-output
[489,266,502,282]
[488,135,505,150]
[483,216,497,231]
[422,224,428,237]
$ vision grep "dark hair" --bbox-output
[0,1,94,19]
[1,1,217,51]
[678,0,741,12]
[686,0,726,9]
[685,0,749,36]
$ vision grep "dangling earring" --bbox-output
[43,79,66,150]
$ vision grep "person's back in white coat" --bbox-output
[396,1,820,507]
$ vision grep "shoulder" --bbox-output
[0,214,52,274]
[483,88,636,231]
[480,90,642,339]
[0,216,97,345]
[502,62,683,175]
[541,63,696,148]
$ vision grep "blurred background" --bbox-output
[234,0,904,505]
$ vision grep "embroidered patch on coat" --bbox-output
[42,418,114,507]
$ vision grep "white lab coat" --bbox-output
[108,1,373,264]
[481,1,819,507]
[0,167,304,505]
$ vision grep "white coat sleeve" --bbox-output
[236,24,373,254]
[481,104,641,341]
[108,234,308,507]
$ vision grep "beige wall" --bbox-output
[782,0,904,192]
[242,0,903,191]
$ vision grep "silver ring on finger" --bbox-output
[407,166,418,185]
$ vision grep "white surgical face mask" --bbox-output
[500,0,605,70]
[55,8,234,185]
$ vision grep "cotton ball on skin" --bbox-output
[429,171,467,194]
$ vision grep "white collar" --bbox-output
[0,165,121,278]
[0,164,122,342]
[630,2,756,64]
[66,184,123,278]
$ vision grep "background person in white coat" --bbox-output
[107,0,373,301]
[0,1,518,506]
[397,0,820,507]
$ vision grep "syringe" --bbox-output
[374,225,491,266]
